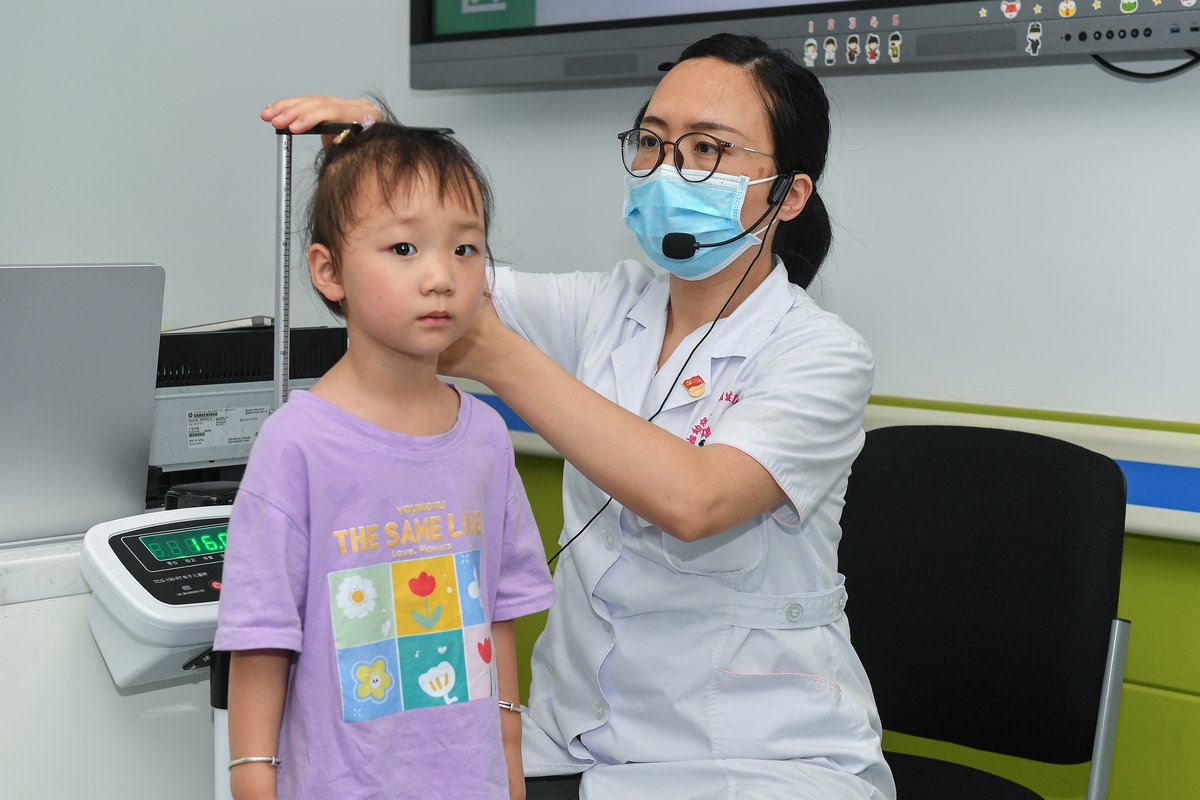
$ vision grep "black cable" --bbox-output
[546,201,788,567]
[1092,49,1200,80]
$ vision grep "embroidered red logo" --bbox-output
[719,390,740,405]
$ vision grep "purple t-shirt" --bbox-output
[214,389,555,799]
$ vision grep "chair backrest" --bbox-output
[838,425,1127,764]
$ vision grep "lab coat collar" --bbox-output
[615,259,795,416]
[611,275,670,414]
[704,257,795,359]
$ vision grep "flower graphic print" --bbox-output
[329,552,493,722]
[354,658,394,702]
[408,570,443,628]
[335,574,377,620]
[419,662,459,704]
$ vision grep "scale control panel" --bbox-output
[107,519,226,605]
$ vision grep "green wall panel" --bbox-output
[512,454,564,703]
[1118,533,1200,694]
[1109,684,1200,798]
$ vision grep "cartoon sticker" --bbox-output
[804,38,818,67]
[1026,21,1043,55]
[1059,0,1077,16]
[824,36,838,66]
[1002,0,1022,17]
[847,34,861,64]
[682,375,706,398]
[808,19,815,33]
[1120,0,1138,9]
[1183,0,1198,8]
[979,5,989,16]
[849,16,858,29]
[867,33,881,64]
[889,31,903,63]
[870,15,880,28]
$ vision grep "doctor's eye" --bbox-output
[639,133,662,149]
[391,243,417,257]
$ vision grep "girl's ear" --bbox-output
[776,172,815,224]
[309,244,345,305]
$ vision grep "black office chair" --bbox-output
[838,425,1130,800]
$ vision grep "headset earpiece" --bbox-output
[768,171,798,206]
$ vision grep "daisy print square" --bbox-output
[328,564,397,649]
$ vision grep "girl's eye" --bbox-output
[391,243,416,256]
[455,244,479,257]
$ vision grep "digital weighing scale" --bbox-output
[80,505,230,688]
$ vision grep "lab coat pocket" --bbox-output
[711,589,874,769]
[660,518,763,576]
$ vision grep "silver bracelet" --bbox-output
[498,700,524,714]
[229,756,282,770]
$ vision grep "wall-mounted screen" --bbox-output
[411,0,1200,89]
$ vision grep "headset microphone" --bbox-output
[661,172,796,261]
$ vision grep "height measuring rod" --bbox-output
[273,129,293,411]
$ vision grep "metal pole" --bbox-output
[273,131,292,411]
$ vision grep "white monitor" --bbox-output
[0,263,164,544]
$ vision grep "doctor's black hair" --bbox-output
[645,33,833,289]
[306,105,495,318]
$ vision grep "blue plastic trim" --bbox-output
[1115,460,1200,514]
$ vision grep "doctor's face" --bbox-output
[640,57,779,231]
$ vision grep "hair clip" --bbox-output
[360,115,376,131]
[332,126,355,145]
[657,61,676,72]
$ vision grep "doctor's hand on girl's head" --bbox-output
[262,95,382,137]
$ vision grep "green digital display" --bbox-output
[140,525,228,561]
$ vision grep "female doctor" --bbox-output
[265,33,895,800]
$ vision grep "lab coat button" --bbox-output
[785,603,804,622]
[593,701,607,719]
[603,621,613,634]
[603,531,616,550]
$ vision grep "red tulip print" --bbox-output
[409,571,436,597]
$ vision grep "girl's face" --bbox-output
[640,57,780,243]
[311,174,487,366]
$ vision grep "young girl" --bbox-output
[214,120,555,800]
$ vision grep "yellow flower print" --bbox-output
[354,658,393,702]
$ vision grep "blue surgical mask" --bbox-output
[623,166,777,281]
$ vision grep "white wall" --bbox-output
[2,1,1196,425]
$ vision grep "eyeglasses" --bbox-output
[617,128,777,183]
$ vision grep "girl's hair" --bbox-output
[640,33,833,288]
[307,110,495,317]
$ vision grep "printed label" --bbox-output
[186,406,270,449]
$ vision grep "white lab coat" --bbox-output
[492,260,895,800]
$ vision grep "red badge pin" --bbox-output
[682,375,706,398]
